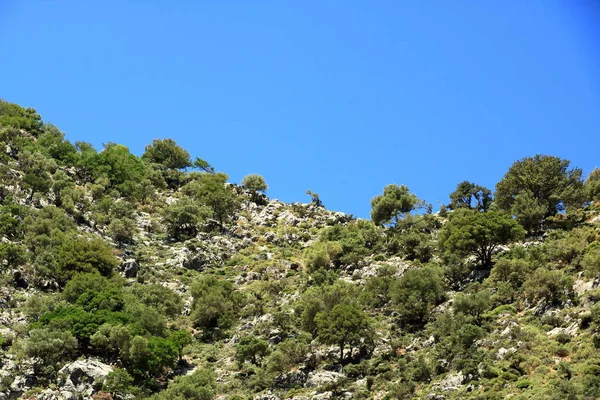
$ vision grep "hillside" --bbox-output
[0,99,599,400]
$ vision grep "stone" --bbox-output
[58,359,113,397]
[438,371,465,391]
[305,370,344,387]
[119,259,139,278]
[273,370,307,389]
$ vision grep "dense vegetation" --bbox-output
[0,99,599,400]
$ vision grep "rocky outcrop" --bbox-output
[57,359,113,398]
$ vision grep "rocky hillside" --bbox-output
[0,99,600,400]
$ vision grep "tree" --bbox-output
[190,276,243,333]
[182,173,240,230]
[371,184,423,226]
[389,266,446,329]
[235,335,269,366]
[192,157,214,173]
[315,304,373,363]
[12,328,78,378]
[511,191,547,234]
[306,190,323,207]
[438,209,525,266]
[449,181,492,211]
[495,155,585,217]
[242,174,268,192]
[169,330,193,362]
[0,100,44,136]
[163,197,210,240]
[142,138,191,170]
[149,368,215,400]
[585,168,600,202]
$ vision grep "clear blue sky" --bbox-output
[1,1,599,218]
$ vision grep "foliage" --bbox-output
[163,197,210,240]
[142,138,192,170]
[0,100,44,136]
[315,303,373,363]
[183,173,240,229]
[438,209,525,266]
[511,190,548,234]
[190,276,243,333]
[242,174,268,192]
[523,268,574,306]
[149,368,215,400]
[371,184,423,226]
[495,154,585,216]
[236,335,270,366]
[449,181,492,211]
[389,266,446,329]
[585,168,600,202]
[12,328,77,378]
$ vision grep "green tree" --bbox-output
[182,173,240,230]
[389,266,446,329]
[169,330,193,361]
[585,168,600,202]
[306,190,323,207]
[449,181,492,211]
[315,303,373,363]
[190,276,243,333]
[511,191,548,234]
[0,100,44,136]
[242,174,268,192]
[142,138,192,170]
[128,335,178,378]
[103,368,137,399]
[371,184,423,226]
[235,335,270,366]
[129,283,184,318]
[495,155,585,217]
[149,368,215,400]
[438,209,525,266]
[523,268,573,306]
[12,328,78,378]
[163,197,210,240]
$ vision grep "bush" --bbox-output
[190,276,243,333]
[12,328,77,378]
[389,266,446,329]
[523,268,573,306]
[236,335,270,366]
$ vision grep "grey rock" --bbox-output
[119,259,139,278]
[274,370,307,389]
[58,359,113,397]
[305,370,344,387]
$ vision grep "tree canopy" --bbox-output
[371,184,422,226]
[495,154,585,217]
[438,209,525,266]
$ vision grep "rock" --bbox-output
[437,371,465,391]
[497,347,516,359]
[254,392,280,400]
[305,370,344,387]
[119,259,139,278]
[273,370,307,389]
[548,322,579,337]
[58,359,113,397]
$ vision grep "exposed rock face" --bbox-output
[305,370,344,387]
[119,258,139,278]
[273,370,307,389]
[58,359,113,398]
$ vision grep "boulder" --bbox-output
[305,370,344,388]
[119,259,139,278]
[58,359,113,397]
[273,370,307,389]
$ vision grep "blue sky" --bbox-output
[1,1,599,218]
